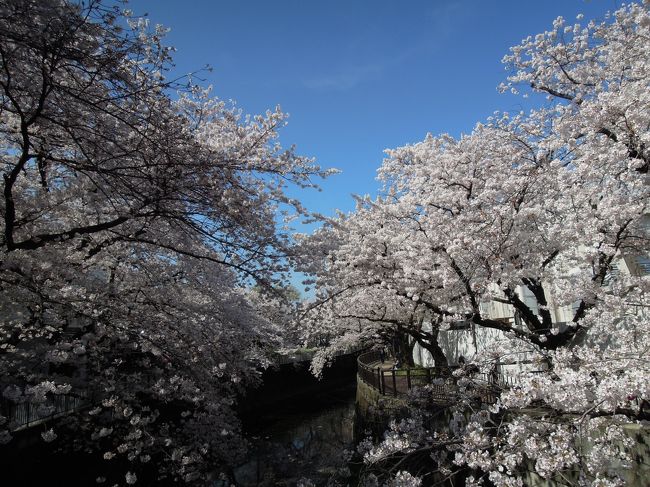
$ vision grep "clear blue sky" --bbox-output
[129,0,622,222]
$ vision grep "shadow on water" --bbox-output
[236,381,358,487]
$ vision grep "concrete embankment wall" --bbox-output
[354,374,409,438]
[355,374,406,416]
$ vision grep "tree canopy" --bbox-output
[297,3,649,486]
[0,0,330,484]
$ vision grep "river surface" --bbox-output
[235,382,358,487]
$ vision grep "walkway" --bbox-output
[357,350,502,404]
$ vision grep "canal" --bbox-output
[236,362,359,486]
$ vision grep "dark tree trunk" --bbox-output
[394,331,415,367]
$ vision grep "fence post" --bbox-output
[392,370,397,397]
[380,369,385,395]
[406,368,411,390]
[376,367,381,392]
[426,368,431,384]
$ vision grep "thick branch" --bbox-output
[521,278,553,331]
[445,250,480,313]
[503,286,544,333]
[530,81,577,102]
[11,215,130,251]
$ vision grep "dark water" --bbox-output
[236,383,358,487]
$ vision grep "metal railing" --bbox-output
[358,351,441,395]
[2,390,95,432]
[357,350,509,404]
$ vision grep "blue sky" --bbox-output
[129,0,621,222]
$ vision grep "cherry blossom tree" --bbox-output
[299,2,649,485]
[0,0,330,484]
[295,203,452,373]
